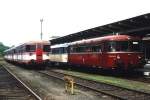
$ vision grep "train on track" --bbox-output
[4,40,50,67]
[50,35,146,70]
[4,35,146,70]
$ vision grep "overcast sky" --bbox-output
[0,0,149,46]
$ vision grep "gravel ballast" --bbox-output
[3,62,116,100]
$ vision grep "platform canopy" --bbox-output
[50,13,150,45]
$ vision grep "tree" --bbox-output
[0,42,9,56]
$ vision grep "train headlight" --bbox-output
[115,58,124,69]
[139,57,146,65]
[117,55,120,59]
[138,56,141,59]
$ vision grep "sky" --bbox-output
[0,0,150,46]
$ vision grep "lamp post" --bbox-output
[40,19,43,40]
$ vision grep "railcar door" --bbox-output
[101,42,113,68]
[82,45,103,68]
[144,40,150,63]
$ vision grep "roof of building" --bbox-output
[50,13,150,45]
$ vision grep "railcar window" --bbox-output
[63,47,68,53]
[106,42,116,52]
[62,47,68,53]
[116,41,128,51]
[69,45,102,53]
[73,47,75,53]
[106,41,128,52]
[26,45,36,52]
[129,41,141,52]
[51,47,68,54]
[13,50,16,53]
[43,45,50,52]
[85,46,92,52]
[78,46,85,52]
[60,48,64,53]
[59,48,63,53]
[92,45,101,52]
[105,41,141,52]
[52,48,58,54]
[69,46,74,53]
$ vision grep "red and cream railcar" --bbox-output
[49,43,70,65]
[4,40,50,66]
[68,35,145,70]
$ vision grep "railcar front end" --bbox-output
[24,42,50,66]
[4,41,51,68]
[68,35,146,71]
[102,41,145,70]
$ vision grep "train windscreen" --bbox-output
[43,45,50,52]
[26,45,36,52]
[129,41,142,52]
[51,47,67,54]
[106,41,142,52]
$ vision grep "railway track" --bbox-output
[0,64,42,100]
[39,69,150,100]
[53,66,150,84]
[99,69,150,84]
[120,75,150,84]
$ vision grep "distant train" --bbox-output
[4,41,50,68]
[49,35,146,70]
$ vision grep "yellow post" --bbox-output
[71,81,74,94]
[64,76,75,95]
[65,83,68,92]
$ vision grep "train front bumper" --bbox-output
[28,59,50,66]
[115,59,146,70]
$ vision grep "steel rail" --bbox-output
[39,70,127,100]
[1,64,42,100]
[39,70,150,100]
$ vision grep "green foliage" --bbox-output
[0,42,9,56]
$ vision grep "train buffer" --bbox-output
[64,76,75,95]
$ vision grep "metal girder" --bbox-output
[117,22,137,28]
[129,17,150,26]
[97,27,114,33]
[107,24,125,31]
[91,29,111,33]
[120,26,150,35]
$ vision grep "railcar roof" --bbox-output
[70,35,141,45]
[4,46,16,52]
[51,43,71,48]
[4,40,50,52]
[50,13,150,45]
[25,40,50,44]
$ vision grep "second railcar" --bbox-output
[49,43,70,65]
